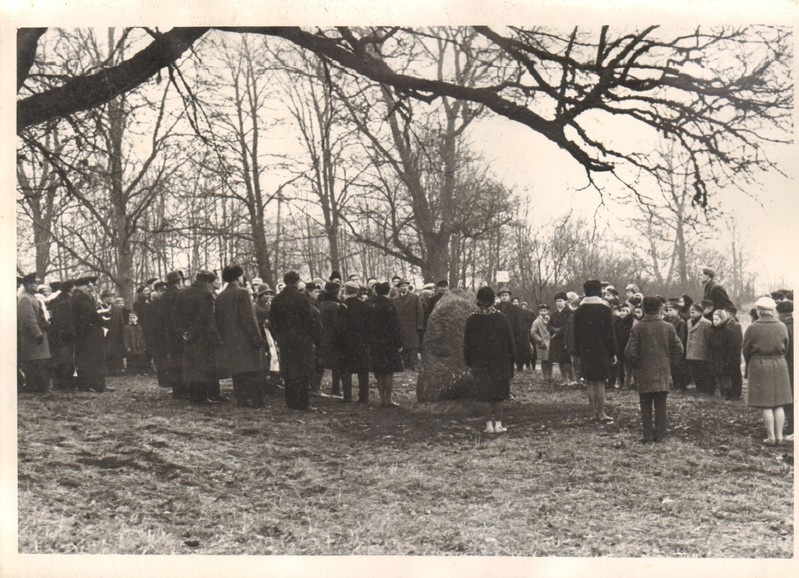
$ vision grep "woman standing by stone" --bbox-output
[743,296,793,446]
[463,287,516,434]
[368,282,404,407]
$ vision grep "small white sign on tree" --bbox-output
[496,271,509,283]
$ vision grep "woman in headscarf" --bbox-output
[743,296,793,446]
[463,287,516,434]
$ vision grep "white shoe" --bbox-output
[494,425,508,433]
[483,421,495,434]
[785,433,794,441]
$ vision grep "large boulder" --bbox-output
[416,288,482,402]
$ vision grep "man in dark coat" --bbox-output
[700,267,734,313]
[18,273,51,393]
[573,279,617,422]
[173,270,222,405]
[496,287,528,372]
[369,281,403,407]
[317,282,343,397]
[47,279,76,390]
[71,276,108,392]
[144,282,170,386]
[548,291,575,386]
[162,271,185,397]
[216,264,265,408]
[101,288,126,374]
[393,279,424,370]
[269,271,321,411]
[337,281,372,403]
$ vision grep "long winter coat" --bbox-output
[105,304,126,360]
[368,295,403,374]
[47,291,74,365]
[706,320,739,378]
[215,284,264,375]
[497,301,528,364]
[613,314,633,363]
[463,307,516,401]
[71,290,106,376]
[161,285,183,359]
[393,292,424,350]
[18,290,50,361]
[743,317,792,408]
[337,295,371,373]
[142,298,168,359]
[685,316,712,361]
[573,297,617,381]
[269,285,321,381]
[173,281,221,383]
[624,315,684,393]
[317,295,342,368]
[531,316,551,361]
[547,306,572,364]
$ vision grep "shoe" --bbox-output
[304,406,318,412]
[483,421,495,434]
[494,425,508,433]
[310,390,328,398]
[599,415,615,423]
[639,437,653,444]
[784,433,794,441]
[763,438,777,447]
[105,386,116,392]
[386,401,400,407]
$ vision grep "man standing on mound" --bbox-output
[269,271,321,411]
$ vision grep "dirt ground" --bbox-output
[17,368,793,557]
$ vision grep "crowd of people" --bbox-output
[17,265,793,445]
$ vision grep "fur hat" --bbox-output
[776,300,793,314]
[222,264,244,283]
[166,271,183,284]
[554,291,568,302]
[497,286,511,296]
[436,280,449,288]
[196,270,216,283]
[21,272,39,285]
[397,279,410,287]
[476,286,496,306]
[324,281,340,293]
[375,282,391,296]
[256,283,274,296]
[283,271,300,285]
[153,281,167,291]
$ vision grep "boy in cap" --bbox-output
[625,296,684,443]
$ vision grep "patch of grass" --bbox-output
[17,369,792,556]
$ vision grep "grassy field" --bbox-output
[16,368,793,557]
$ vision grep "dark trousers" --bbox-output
[284,376,311,410]
[730,365,743,399]
[52,361,75,390]
[188,381,214,404]
[639,391,668,441]
[76,366,105,392]
[329,367,341,396]
[233,371,265,407]
[341,371,369,402]
[314,363,326,391]
[688,360,714,394]
[153,355,170,387]
[20,359,51,393]
[167,353,186,398]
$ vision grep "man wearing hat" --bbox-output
[48,279,76,390]
[18,273,52,393]
[143,281,171,385]
[338,280,372,403]
[496,286,528,372]
[392,278,424,371]
[71,275,109,392]
[173,270,223,405]
[548,291,576,386]
[101,287,126,374]
[162,271,186,397]
[699,267,734,313]
[776,300,794,440]
[269,271,322,411]
[216,265,265,408]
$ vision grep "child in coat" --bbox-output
[531,304,552,382]
[123,312,147,374]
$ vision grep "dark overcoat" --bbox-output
[105,304,126,360]
[547,306,572,364]
[317,296,342,368]
[368,295,403,374]
[47,291,74,365]
[216,284,264,375]
[161,285,184,359]
[173,282,221,383]
[71,291,106,377]
[463,307,516,401]
[269,285,321,381]
[497,301,528,364]
[573,298,617,381]
[702,279,734,312]
[337,296,371,373]
[706,320,739,378]
[142,298,166,359]
[393,292,424,349]
[18,291,50,361]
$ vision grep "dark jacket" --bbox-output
[173,281,221,383]
[548,306,572,364]
[142,297,168,359]
[269,285,321,381]
[215,284,264,375]
[161,285,183,359]
[624,315,684,393]
[703,279,734,312]
[463,308,516,368]
[497,301,528,364]
[337,295,371,373]
[707,319,740,377]
[368,295,403,374]
[71,290,106,373]
[47,291,74,364]
[317,295,342,368]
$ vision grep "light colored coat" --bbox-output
[18,291,50,361]
[685,316,711,361]
[531,316,550,361]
